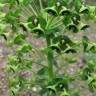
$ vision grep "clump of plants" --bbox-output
[0,0,96,96]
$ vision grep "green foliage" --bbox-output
[0,0,96,95]
[80,54,96,92]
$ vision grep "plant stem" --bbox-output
[49,91,56,96]
[46,37,54,80]
[16,0,19,5]
[46,37,56,96]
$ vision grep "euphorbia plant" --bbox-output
[0,0,96,96]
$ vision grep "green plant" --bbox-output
[0,0,96,96]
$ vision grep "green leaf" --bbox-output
[49,77,68,91]
[0,32,9,40]
[9,76,19,86]
[53,35,73,46]
[79,5,89,14]
[88,6,96,19]
[74,0,82,12]
[27,22,36,29]
[67,23,79,33]
[61,88,69,96]
[24,60,33,69]
[5,14,15,24]
[81,67,92,80]
[38,16,47,29]
[23,0,32,5]
[7,65,19,72]
[78,22,89,30]
[65,48,77,53]
[45,6,58,16]
[0,12,6,19]
[28,16,47,29]
[19,44,32,53]
[31,24,44,36]
[37,66,48,76]
[10,87,19,96]
[47,85,56,93]
[48,0,56,7]
[28,16,46,35]
[50,44,61,53]
[62,35,73,46]
[63,14,72,26]
[8,55,18,64]
[59,6,70,16]
[88,74,96,92]
[39,87,48,96]
[35,79,46,85]
[89,45,96,53]
[14,34,25,44]
[82,36,89,52]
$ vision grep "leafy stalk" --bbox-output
[46,36,56,96]
[46,37,54,80]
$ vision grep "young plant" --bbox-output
[0,0,96,95]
